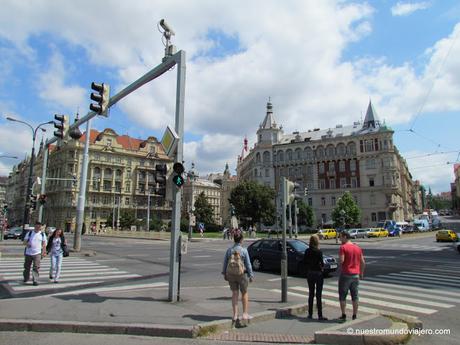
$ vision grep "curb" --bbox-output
[314,312,423,345]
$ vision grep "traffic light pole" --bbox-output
[38,146,49,223]
[281,177,288,303]
[74,118,91,251]
[168,49,186,302]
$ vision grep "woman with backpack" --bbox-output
[304,234,328,320]
[46,228,67,283]
[222,229,254,327]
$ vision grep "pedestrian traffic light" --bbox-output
[304,187,308,196]
[38,194,47,205]
[154,164,168,197]
[53,114,65,139]
[172,162,185,188]
[89,82,110,116]
[2,204,7,212]
[29,194,37,210]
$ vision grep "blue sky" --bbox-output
[0,1,459,194]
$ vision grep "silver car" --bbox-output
[347,228,368,239]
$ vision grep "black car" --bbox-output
[247,239,338,276]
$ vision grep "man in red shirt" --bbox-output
[338,231,365,321]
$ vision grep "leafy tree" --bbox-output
[331,191,361,228]
[229,181,276,228]
[296,200,315,227]
[194,192,214,225]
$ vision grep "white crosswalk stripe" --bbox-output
[288,269,460,318]
[371,243,445,251]
[0,257,141,293]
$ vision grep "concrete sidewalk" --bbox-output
[0,275,422,344]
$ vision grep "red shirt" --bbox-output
[339,242,363,275]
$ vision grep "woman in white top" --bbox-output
[46,228,66,283]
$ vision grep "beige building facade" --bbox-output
[237,101,418,227]
[7,128,173,232]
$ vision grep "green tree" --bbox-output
[331,191,361,228]
[194,192,214,225]
[229,181,276,228]
[296,200,315,227]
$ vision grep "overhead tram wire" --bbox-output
[405,150,460,160]
[409,28,459,131]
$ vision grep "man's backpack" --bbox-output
[226,249,245,280]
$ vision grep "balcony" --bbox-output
[388,202,399,210]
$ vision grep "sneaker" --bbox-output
[352,314,357,320]
[22,279,28,284]
[318,316,328,321]
[49,275,54,279]
[54,280,59,284]
[338,314,346,321]
[307,314,313,319]
[33,281,39,286]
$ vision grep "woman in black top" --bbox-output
[304,234,327,320]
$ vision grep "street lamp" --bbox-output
[6,116,53,230]
[0,155,18,159]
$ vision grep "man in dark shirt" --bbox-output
[304,234,327,320]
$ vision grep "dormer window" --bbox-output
[107,138,112,147]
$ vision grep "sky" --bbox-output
[0,0,459,194]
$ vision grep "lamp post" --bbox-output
[6,117,53,230]
[0,155,18,159]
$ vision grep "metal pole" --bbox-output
[147,192,150,231]
[281,177,288,303]
[168,50,186,302]
[187,202,192,241]
[23,133,36,230]
[288,201,292,239]
[38,146,49,223]
[294,199,298,238]
[74,119,91,251]
[117,194,121,230]
[112,196,116,230]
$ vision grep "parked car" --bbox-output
[3,227,23,240]
[317,228,337,240]
[367,228,389,238]
[431,218,442,230]
[436,230,459,242]
[247,239,338,276]
[413,219,430,232]
[346,228,368,239]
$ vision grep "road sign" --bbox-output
[189,214,196,226]
[160,125,179,158]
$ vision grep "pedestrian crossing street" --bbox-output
[275,263,460,318]
[0,257,142,293]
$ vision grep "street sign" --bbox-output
[189,214,196,226]
[180,235,188,254]
[160,125,179,158]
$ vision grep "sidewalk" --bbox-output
[0,271,422,344]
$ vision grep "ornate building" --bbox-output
[7,128,173,232]
[237,101,418,227]
[208,163,238,227]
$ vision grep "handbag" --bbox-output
[62,244,70,257]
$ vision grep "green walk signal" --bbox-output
[172,174,184,188]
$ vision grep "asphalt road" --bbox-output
[1,228,459,344]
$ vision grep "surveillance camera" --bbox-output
[160,19,175,36]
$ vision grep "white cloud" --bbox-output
[391,2,431,17]
[36,51,86,112]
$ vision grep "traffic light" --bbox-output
[89,82,110,116]
[38,194,47,205]
[2,204,7,213]
[283,179,299,206]
[154,164,168,197]
[304,187,308,196]
[54,114,65,139]
[29,194,37,210]
[172,162,185,188]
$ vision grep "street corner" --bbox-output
[314,312,423,345]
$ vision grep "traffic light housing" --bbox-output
[54,114,65,139]
[172,162,185,188]
[154,164,168,197]
[29,194,37,210]
[38,194,47,205]
[89,82,110,116]
[283,179,299,206]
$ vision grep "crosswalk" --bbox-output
[0,257,141,293]
[275,264,460,318]
[364,242,450,252]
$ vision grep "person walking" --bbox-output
[338,231,365,321]
[46,228,67,283]
[23,221,47,286]
[304,234,327,320]
[222,229,254,327]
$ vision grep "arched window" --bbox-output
[263,151,271,163]
[254,168,258,177]
[256,152,261,163]
[104,168,112,177]
[304,147,313,160]
[286,149,293,161]
[295,148,302,160]
[336,143,346,156]
[316,146,324,160]
[326,145,335,158]
[278,150,284,162]
[347,142,357,156]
